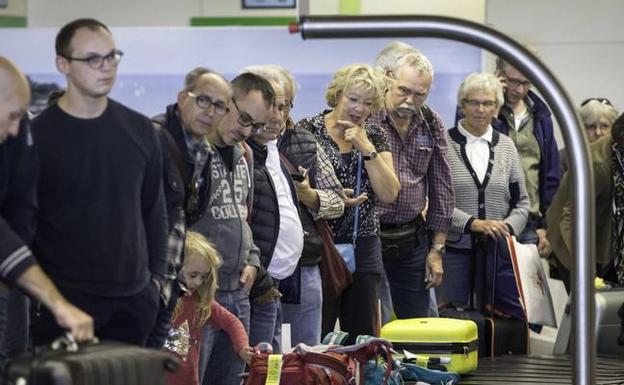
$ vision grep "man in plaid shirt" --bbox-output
[370,47,454,319]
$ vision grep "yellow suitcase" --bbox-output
[380,317,478,374]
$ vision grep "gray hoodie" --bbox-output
[191,143,261,290]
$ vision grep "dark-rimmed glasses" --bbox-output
[581,97,613,107]
[187,92,229,116]
[62,49,124,70]
[231,98,266,134]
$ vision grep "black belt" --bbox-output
[380,214,424,231]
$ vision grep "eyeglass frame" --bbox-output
[186,91,230,116]
[61,49,124,70]
[581,97,613,107]
[230,98,266,134]
[462,99,498,109]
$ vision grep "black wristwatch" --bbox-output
[363,150,378,161]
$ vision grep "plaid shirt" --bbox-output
[314,144,345,220]
[369,107,454,233]
[160,209,185,304]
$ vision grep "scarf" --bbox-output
[611,142,624,285]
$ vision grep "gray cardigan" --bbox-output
[446,127,529,248]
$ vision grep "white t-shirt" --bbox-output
[265,140,304,279]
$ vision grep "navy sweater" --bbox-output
[31,100,168,297]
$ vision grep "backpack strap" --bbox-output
[420,104,436,138]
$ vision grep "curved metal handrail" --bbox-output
[291,15,596,385]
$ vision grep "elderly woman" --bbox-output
[296,63,400,343]
[560,98,619,173]
[437,72,529,320]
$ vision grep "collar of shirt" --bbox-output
[179,121,209,161]
[457,121,493,144]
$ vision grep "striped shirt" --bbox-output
[446,127,530,245]
[368,107,454,232]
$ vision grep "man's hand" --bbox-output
[341,188,368,208]
[253,287,282,305]
[536,228,552,258]
[50,300,94,342]
[294,166,319,210]
[425,249,444,289]
[240,265,258,295]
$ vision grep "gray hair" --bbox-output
[241,65,286,94]
[457,72,504,108]
[579,100,619,127]
[183,67,228,92]
[395,52,434,80]
[374,41,420,74]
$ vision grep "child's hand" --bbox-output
[238,346,254,365]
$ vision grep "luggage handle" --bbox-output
[51,332,100,353]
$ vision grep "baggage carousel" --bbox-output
[455,354,624,384]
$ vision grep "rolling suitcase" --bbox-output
[380,318,479,374]
[4,335,179,385]
[554,287,624,355]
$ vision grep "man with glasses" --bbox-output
[193,72,274,385]
[494,58,560,258]
[148,67,232,348]
[370,50,454,320]
[30,18,168,346]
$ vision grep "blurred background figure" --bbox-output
[560,98,619,173]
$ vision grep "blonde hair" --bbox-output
[579,100,619,128]
[325,63,387,111]
[173,232,222,327]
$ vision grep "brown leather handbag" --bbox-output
[315,219,353,302]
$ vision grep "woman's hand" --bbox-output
[337,120,375,153]
[470,218,510,240]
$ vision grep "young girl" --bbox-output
[164,231,253,385]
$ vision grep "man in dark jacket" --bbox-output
[148,67,231,348]
[243,70,303,353]
[494,58,560,257]
[0,56,93,355]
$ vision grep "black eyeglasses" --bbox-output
[62,49,124,70]
[581,97,613,107]
[187,92,229,116]
[231,98,266,134]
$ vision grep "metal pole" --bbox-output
[291,15,596,384]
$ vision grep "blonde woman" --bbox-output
[297,63,399,343]
[164,232,252,385]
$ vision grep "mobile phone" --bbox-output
[290,172,305,182]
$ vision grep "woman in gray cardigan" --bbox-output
[436,73,529,320]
